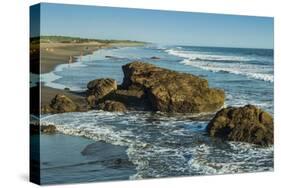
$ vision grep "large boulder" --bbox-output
[86,78,117,106]
[121,62,225,113]
[206,105,273,146]
[104,88,151,110]
[49,94,78,113]
[98,100,127,112]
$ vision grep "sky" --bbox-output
[34,3,273,49]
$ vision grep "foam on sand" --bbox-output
[40,110,273,179]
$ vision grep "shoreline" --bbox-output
[38,40,146,109]
[40,41,145,74]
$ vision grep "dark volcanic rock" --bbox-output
[81,141,136,168]
[86,78,117,106]
[206,105,273,146]
[49,94,78,113]
[98,100,127,112]
[121,61,225,113]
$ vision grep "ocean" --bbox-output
[39,45,274,184]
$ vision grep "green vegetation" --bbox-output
[30,35,147,45]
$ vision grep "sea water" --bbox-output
[40,45,274,183]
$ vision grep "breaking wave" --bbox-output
[40,110,273,179]
[165,49,273,83]
[179,59,273,82]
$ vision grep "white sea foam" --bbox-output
[40,110,273,179]
[166,48,273,83]
[226,92,273,113]
[166,49,255,62]
[180,59,273,82]
[40,57,88,91]
[187,142,273,175]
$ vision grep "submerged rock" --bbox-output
[150,56,160,60]
[98,100,127,112]
[81,141,136,168]
[206,105,273,146]
[104,55,123,60]
[121,62,225,113]
[86,78,117,106]
[49,94,78,113]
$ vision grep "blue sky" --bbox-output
[37,3,273,49]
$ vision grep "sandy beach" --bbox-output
[40,40,144,74]
[36,37,145,108]
[40,42,105,73]
[38,40,91,109]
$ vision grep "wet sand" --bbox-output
[37,133,136,184]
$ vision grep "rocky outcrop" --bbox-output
[84,62,225,113]
[121,62,225,113]
[86,78,117,106]
[98,100,127,112]
[50,94,78,113]
[104,88,151,110]
[206,105,273,146]
[41,62,225,114]
[41,94,79,113]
